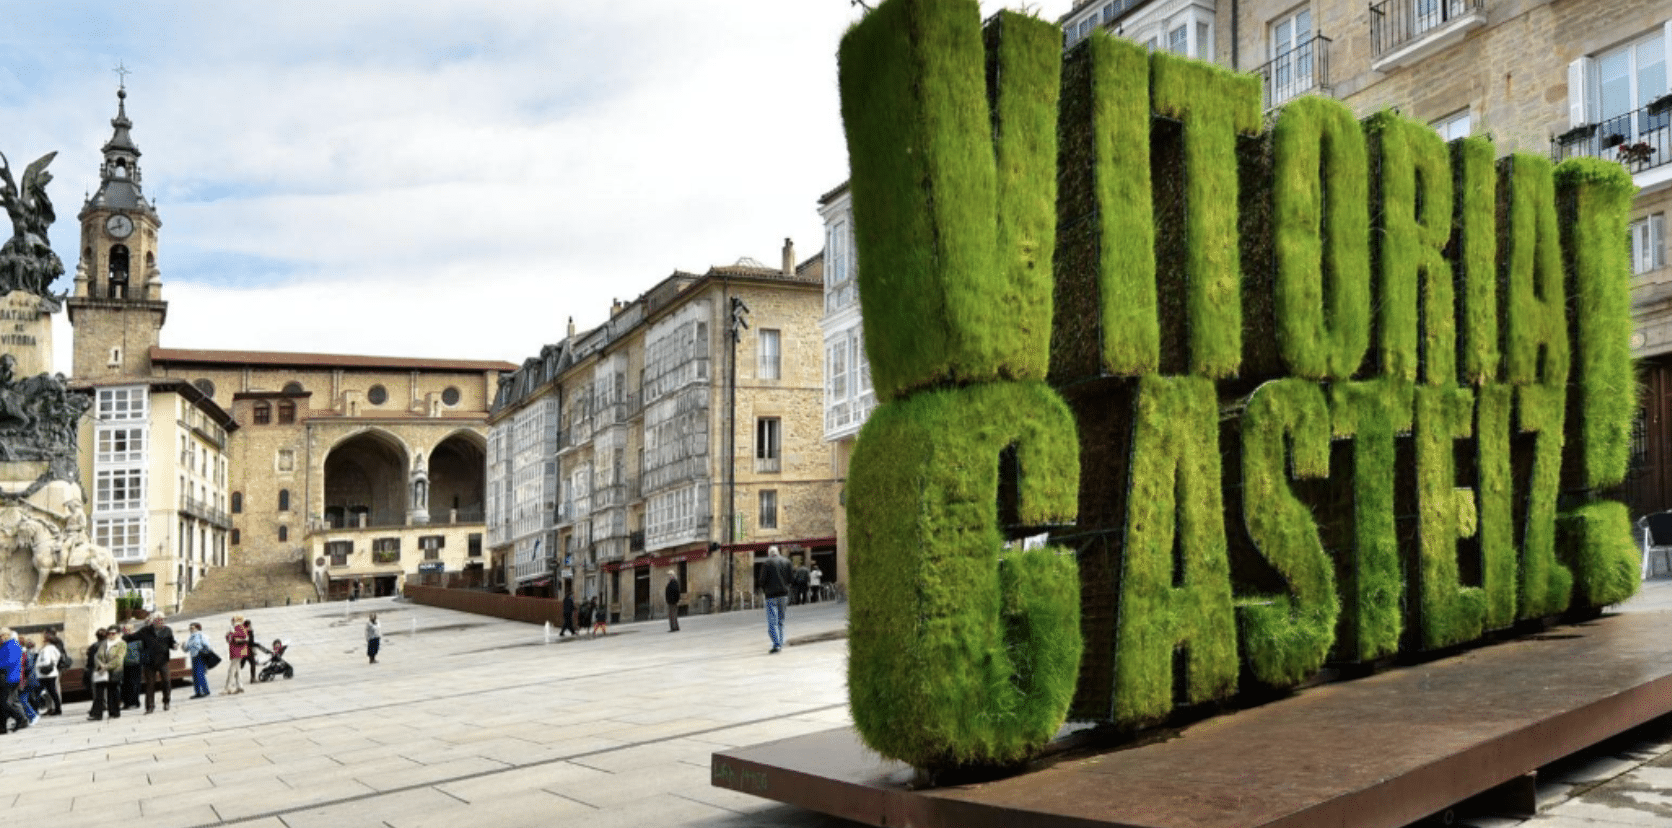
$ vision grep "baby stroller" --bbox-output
[257,640,295,682]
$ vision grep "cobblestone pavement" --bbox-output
[0,596,862,828]
[5,582,1671,828]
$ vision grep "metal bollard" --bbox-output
[545,621,552,645]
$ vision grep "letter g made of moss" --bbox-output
[839,0,1083,771]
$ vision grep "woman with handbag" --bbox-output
[88,627,125,721]
[35,633,62,715]
[184,622,215,698]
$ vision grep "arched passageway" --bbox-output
[323,431,409,528]
[428,432,486,522]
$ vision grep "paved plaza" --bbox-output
[6,584,1672,827]
[0,597,862,828]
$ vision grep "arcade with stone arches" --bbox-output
[322,428,487,529]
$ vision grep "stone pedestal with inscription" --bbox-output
[0,291,52,379]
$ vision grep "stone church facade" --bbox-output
[67,88,513,613]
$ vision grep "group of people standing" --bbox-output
[0,614,288,731]
[0,627,68,732]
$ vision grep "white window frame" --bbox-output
[759,328,781,381]
[1633,214,1666,275]
[97,386,147,421]
[95,468,144,512]
[95,426,145,464]
[1433,109,1471,141]
[1168,24,1188,55]
[1570,23,1672,131]
[1269,6,1314,107]
[94,516,145,562]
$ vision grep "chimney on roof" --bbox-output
[567,316,575,339]
[782,237,795,276]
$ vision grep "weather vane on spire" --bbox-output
[113,62,130,90]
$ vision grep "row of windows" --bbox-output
[251,400,297,425]
[242,385,465,425]
[324,535,479,565]
[228,489,290,513]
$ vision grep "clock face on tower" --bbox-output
[105,214,134,239]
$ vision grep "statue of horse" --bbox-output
[0,506,116,605]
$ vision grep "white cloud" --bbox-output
[12,0,1075,373]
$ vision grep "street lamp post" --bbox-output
[725,294,749,612]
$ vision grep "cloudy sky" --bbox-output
[0,0,1073,371]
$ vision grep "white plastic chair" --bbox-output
[1641,511,1672,579]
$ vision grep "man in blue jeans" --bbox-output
[757,546,794,654]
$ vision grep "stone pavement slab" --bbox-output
[1,595,859,827]
[15,583,1672,828]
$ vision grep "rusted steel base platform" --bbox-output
[713,609,1672,828]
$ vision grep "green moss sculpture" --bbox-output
[1414,385,1486,648]
[1330,380,1413,660]
[1052,33,1157,379]
[1474,383,1517,629]
[1560,502,1641,608]
[1149,53,1260,379]
[1115,375,1238,723]
[1517,383,1574,619]
[1454,137,1500,386]
[846,381,1082,769]
[1369,111,1454,385]
[1237,379,1338,685]
[838,0,1060,401]
[1556,158,1636,488]
[1272,97,1370,380]
[1500,154,1569,389]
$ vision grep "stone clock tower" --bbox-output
[67,85,167,380]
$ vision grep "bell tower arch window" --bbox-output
[108,244,130,298]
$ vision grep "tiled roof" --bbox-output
[150,347,516,373]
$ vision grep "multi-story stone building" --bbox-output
[488,242,836,622]
[67,88,515,613]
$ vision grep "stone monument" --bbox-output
[0,150,117,648]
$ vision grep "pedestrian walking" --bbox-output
[88,627,125,721]
[809,564,823,603]
[0,629,28,733]
[183,622,213,698]
[559,592,578,637]
[793,561,810,606]
[366,613,382,664]
[224,616,249,694]
[758,545,794,654]
[123,614,178,712]
[36,631,63,716]
[666,576,682,632]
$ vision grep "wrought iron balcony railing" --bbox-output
[1552,100,1672,176]
[1370,0,1483,59]
[1252,35,1331,111]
